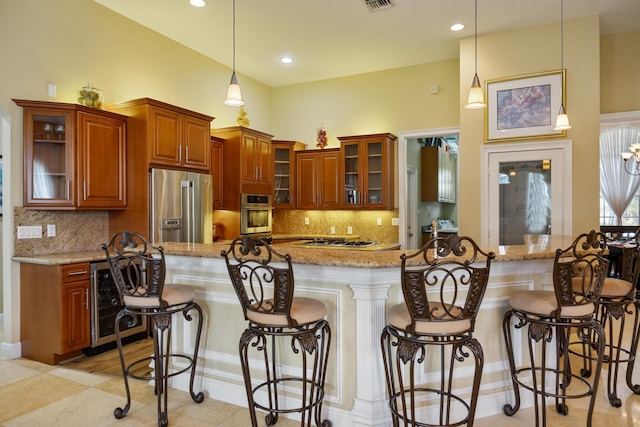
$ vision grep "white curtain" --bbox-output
[600,120,640,225]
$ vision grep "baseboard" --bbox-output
[1,340,22,360]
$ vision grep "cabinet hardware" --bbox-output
[68,270,88,276]
[185,146,189,162]
[179,145,182,163]
[84,288,89,309]
[83,182,86,200]
[67,180,71,200]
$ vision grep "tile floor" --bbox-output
[1,325,639,426]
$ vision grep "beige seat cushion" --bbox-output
[600,277,634,298]
[247,297,327,327]
[509,290,594,318]
[386,302,471,335]
[123,283,196,308]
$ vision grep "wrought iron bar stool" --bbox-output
[502,230,609,427]
[380,235,495,426]
[575,239,640,407]
[102,231,204,427]
[221,235,331,427]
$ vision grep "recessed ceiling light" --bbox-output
[190,0,205,7]
[281,57,293,64]
[450,24,464,31]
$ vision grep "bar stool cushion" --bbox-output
[123,284,196,308]
[509,290,595,318]
[600,277,634,298]
[247,297,327,327]
[386,302,471,335]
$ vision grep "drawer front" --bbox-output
[61,263,91,283]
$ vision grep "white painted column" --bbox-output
[349,282,392,427]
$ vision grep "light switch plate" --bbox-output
[17,225,42,239]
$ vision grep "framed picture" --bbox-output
[485,70,566,142]
[0,155,3,216]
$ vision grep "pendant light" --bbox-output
[465,0,486,109]
[553,0,571,130]
[224,0,244,107]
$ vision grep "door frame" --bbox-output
[398,127,460,249]
[481,140,573,246]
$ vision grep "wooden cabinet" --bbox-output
[14,99,127,210]
[21,262,91,365]
[272,140,306,209]
[296,148,341,210]
[338,133,396,210]
[106,98,214,238]
[211,136,224,209]
[421,146,457,203]
[147,104,210,171]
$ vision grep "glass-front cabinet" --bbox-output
[27,109,75,207]
[272,140,306,209]
[15,99,127,209]
[338,133,396,210]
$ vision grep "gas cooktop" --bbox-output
[299,238,378,248]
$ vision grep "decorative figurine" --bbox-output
[316,127,327,149]
[236,107,251,127]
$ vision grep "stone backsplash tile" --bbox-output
[13,207,109,257]
[272,209,399,243]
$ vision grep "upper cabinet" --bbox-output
[338,133,396,210]
[14,99,127,210]
[296,148,341,210]
[211,127,273,193]
[272,140,306,210]
[109,98,212,172]
[421,145,457,203]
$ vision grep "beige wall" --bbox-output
[271,59,461,147]
[459,16,601,241]
[600,30,640,114]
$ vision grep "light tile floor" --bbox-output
[1,325,639,426]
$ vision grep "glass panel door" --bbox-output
[31,113,70,201]
[274,147,291,205]
[366,141,383,206]
[343,142,360,205]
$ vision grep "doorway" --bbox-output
[398,127,460,249]
[481,140,573,246]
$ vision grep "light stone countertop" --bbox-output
[12,235,580,268]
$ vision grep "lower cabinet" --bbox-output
[20,262,91,364]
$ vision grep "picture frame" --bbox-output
[485,70,566,142]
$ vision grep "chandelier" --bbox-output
[621,144,640,175]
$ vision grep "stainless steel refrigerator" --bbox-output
[150,168,213,244]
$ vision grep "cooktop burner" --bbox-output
[301,238,377,247]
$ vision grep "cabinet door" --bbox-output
[256,136,272,185]
[183,116,210,171]
[240,133,259,182]
[211,138,224,209]
[274,146,293,208]
[76,112,127,209]
[363,139,385,208]
[148,106,181,167]
[24,108,75,207]
[60,281,90,354]
[296,152,318,209]
[318,151,341,209]
[341,141,361,207]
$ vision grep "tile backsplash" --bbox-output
[272,209,400,243]
[13,207,109,257]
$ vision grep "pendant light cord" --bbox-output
[232,0,236,73]
[474,0,478,74]
[560,0,564,71]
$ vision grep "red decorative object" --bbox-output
[316,127,327,149]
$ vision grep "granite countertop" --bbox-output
[13,235,580,268]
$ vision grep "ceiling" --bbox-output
[96,0,640,88]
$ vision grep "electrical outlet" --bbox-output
[330,226,336,234]
[347,226,353,234]
[304,217,310,225]
[391,218,399,226]
[47,224,56,237]
[377,218,382,226]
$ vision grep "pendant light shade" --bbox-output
[224,0,244,107]
[553,0,571,130]
[465,0,486,110]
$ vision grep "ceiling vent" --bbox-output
[364,0,393,12]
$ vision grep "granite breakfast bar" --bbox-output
[13,236,576,427]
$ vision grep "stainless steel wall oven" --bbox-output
[240,193,272,235]
[89,262,146,348]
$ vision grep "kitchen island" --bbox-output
[14,235,577,427]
